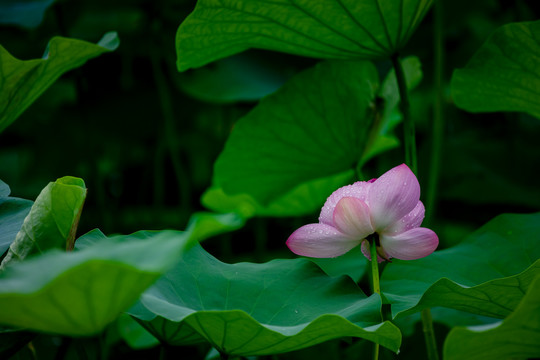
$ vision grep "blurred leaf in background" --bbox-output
[0,0,56,29]
[0,32,119,133]
[451,20,540,119]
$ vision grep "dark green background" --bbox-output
[0,1,539,358]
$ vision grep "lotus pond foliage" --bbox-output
[0,0,539,359]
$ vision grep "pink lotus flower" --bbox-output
[286,164,438,262]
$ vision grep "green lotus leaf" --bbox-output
[0,230,188,335]
[214,60,378,207]
[1,176,86,270]
[202,170,355,218]
[451,20,540,119]
[129,245,402,356]
[0,209,244,336]
[176,0,433,70]
[0,32,119,133]
[443,276,540,360]
[381,213,540,319]
[206,57,421,216]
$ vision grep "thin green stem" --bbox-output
[370,240,380,360]
[391,54,417,174]
[421,308,440,360]
[370,241,381,295]
[392,46,440,360]
[372,342,380,360]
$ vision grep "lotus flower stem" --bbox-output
[370,239,381,295]
[421,308,440,360]
[370,239,381,360]
[391,41,440,360]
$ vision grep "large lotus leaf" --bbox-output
[214,60,377,208]
[443,276,540,360]
[176,0,433,70]
[380,213,540,319]
[0,32,119,133]
[0,177,87,270]
[451,20,540,119]
[0,230,189,335]
[206,57,421,216]
[129,245,402,355]
[0,0,56,29]
[0,180,32,255]
[0,208,244,336]
[399,260,540,318]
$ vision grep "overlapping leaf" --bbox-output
[451,20,540,119]
[202,170,355,218]
[0,211,244,336]
[0,180,32,255]
[381,213,540,319]
[0,32,119,133]
[0,230,187,335]
[176,0,433,70]
[1,177,87,270]
[443,276,540,360]
[129,245,401,356]
[205,57,421,217]
[213,60,378,207]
